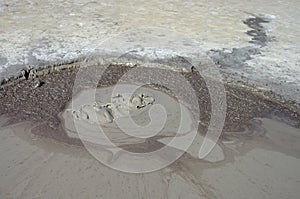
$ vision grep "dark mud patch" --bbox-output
[207,14,274,68]
[243,15,274,47]
[207,46,260,68]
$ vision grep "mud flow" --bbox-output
[0,64,300,198]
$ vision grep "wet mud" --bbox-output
[1,62,300,198]
[0,63,299,145]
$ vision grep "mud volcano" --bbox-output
[0,62,300,198]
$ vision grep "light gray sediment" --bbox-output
[1,0,300,106]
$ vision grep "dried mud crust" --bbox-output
[0,63,299,145]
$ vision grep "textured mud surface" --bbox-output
[0,63,299,147]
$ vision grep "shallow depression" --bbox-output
[61,84,216,161]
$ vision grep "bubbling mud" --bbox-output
[71,91,155,124]
[1,82,300,198]
[61,84,224,162]
[1,64,300,198]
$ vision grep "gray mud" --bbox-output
[0,63,299,145]
[0,62,300,198]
